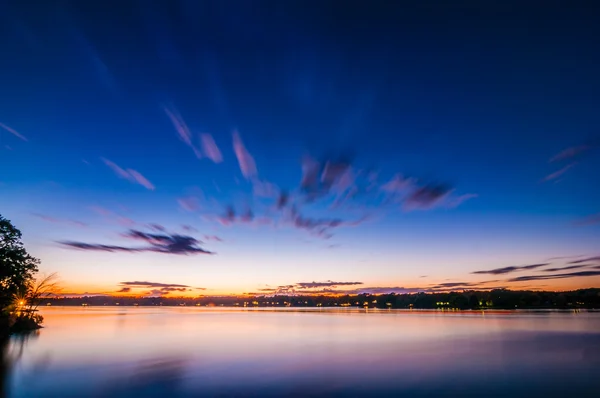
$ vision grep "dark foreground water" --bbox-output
[3,307,600,397]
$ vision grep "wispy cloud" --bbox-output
[101,158,155,190]
[550,145,590,162]
[163,105,200,158]
[119,281,193,297]
[59,228,213,255]
[182,225,198,233]
[200,134,223,163]
[403,183,453,210]
[232,131,257,179]
[574,213,600,226]
[120,281,190,288]
[177,196,201,212]
[0,122,28,141]
[508,270,600,282]
[253,180,279,198]
[569,256,600,264]
[541,264,591,272]
[295,281,363,289]
[203,235,223,242]
[542,163,574,182]
[380,174,415,195]
[289,207,367,239]
[471,263,550,275]
[32,213,87,227]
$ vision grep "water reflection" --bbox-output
[5,308,600,397]
[1,331,39,398]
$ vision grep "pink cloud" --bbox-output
[550,145,589,162]
[446,193,478,208]
[203,235,223,242]
[127,169,155,190]
[101,158,155,190]
[232,131,257,179]
[32,213,87,227]
[380,174,415,194]
[253,179,278,198]
[543,163,574,182]
[0,122,28,141]
[178,196,200,212]
[163,106,192,147]
[101,158,131,179]
[89,206,113,216]
[200,134,223,163]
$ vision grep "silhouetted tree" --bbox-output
[0,215,40,313]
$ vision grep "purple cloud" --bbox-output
[403,183,453,210]
[232,131,257,179]
[101,158,155,190]
[120,281,190,288]
[203,235,223,242]
[508,270,600,282]
[178,196,201,212]
[541,264,592,272]
[60,228,213,255]
[380,174,415,194]
[550,145,590,162]
[289,207,366,238]
[542,163,575,182]
[574,213,600,226]
[182,225,198,233]
[295,281,363,289]
[163,105,200,158]
[32,213,87,227]
[200,133,223,163]
[0,121,28,141]
[147,224,166,232]
[253,180,278,198]
[569,256,600,264]
[471,263,550,275]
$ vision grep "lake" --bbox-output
[3,307,600,397]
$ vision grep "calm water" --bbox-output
[3,307,600,397]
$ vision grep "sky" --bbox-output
[1,1,599,297]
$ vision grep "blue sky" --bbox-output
[1,1,599,296]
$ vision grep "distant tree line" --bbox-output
[46,288,600,309]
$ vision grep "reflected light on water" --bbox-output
[4,307,600,397]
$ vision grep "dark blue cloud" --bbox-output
[60,228,213,255]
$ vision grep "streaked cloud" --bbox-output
[119,281,193,297]
[0,121,28,141]
[403,183,453,210]
[163,105,200,158]
[295,281,363,289]
[200,133,223,163]
[59,228,213,255]
[101,158,155,190]
[177,196,201,212]
[541,264,591,272]
[120,281,190,288]
[471,263,550,275]
[569,256,600,264]
[232,131,257,179]
[32,213,87,227]
[542,163,574,182]
[289,207,367,239]
[380,174,414,195]
[508,270,600,282]
[550,145,590,162]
